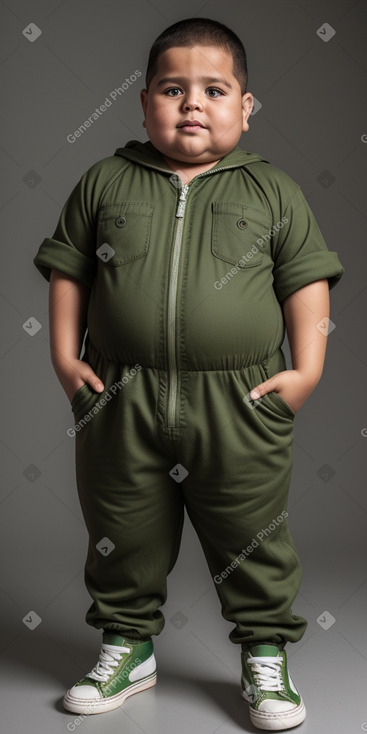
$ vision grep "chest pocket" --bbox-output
[97,202,154,266]
[211,202,272,268]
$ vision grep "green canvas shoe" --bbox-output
[241,644,306,730]
[63,632,157,714]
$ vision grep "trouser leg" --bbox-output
[72,365,184,641]
[177,364,307,649]
[184,472,306,648]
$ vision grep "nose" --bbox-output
[182,90,203,111]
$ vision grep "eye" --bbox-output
[164,87,182,96]
[206,88,224,98]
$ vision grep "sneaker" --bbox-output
[241,644,306,730]
[63,632,157,714]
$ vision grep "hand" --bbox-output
[250,369,317,414]
[53,357,105,404]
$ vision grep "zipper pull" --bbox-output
[176,184,189,218]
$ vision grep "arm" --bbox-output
[250,279,330,413]
[49,269,104,403]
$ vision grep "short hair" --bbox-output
[145,17,248,94]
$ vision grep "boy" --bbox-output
[33,17,344,731]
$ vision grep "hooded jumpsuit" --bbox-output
[34,140,344,650]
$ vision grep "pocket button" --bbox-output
[237,218,248,229]
[115,216,126,228]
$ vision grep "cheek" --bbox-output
[146,99,167,120]
[155,98,175,114]
[217,107,243,133]
[145,110,174,143]
[151,115,173,137]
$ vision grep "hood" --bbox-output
[114,139,268,174]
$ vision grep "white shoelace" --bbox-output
[86,644,131,683]
[247,655,285,693]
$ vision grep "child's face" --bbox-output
[140,45,253,170]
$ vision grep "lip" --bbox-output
[177,120,206,129]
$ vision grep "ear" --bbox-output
[140,88,148,128]
[241,92,254,133]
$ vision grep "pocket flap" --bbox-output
[97,202,154,265]
[211,202,272,268]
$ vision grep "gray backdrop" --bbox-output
[1,1,366,733]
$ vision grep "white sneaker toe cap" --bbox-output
[68,684,101,700]
[258,699,296,713]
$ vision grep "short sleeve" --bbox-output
[33,159,119,288]
[272,186,345,302]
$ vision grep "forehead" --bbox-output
[153,44,238,86]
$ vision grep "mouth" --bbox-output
[177,120,206,131]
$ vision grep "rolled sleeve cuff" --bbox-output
[33,238,96,288]
[273,251,345,302]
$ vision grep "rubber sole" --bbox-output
[241,688,306,730]
[63,671,157,714]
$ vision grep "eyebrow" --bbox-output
[156,76,233,90]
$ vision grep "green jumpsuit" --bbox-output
[34,140,344,650]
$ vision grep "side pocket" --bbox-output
[70,383,100,421]
[70,384,88,411]
[261,359,296,419]
[264,390,295,420]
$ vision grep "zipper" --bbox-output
[166,182,189,428]
[164,164,243,431]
